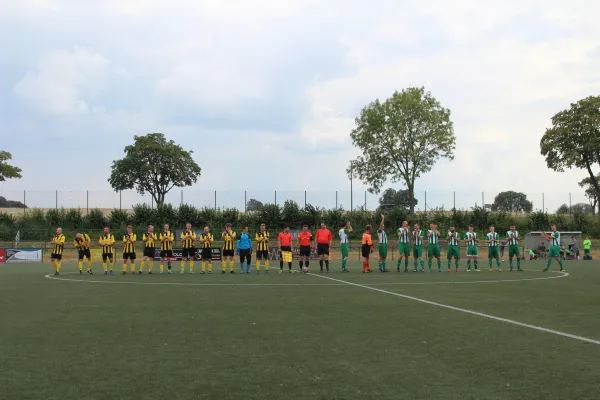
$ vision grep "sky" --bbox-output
[0,0,599,212]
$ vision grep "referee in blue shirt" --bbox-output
[237,227,252,274]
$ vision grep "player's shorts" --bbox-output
[398,242,410,257]
[102,252,114,261]
[182,247,196,259]
[488,246,499,259]
[317,244,329,255]
[378,243,388,258]
[548,246,561,258]
[585,249,591,255]
[122,252,136,260]
[160,250,173,259]
[361,244,371,259]
[447,245,460,259]
[340,243,349,258]
[222,249,235,257]
[50,253,62,261]
[508,245,520,258]
[412,245,423,258]
[239,248,251,260]
[427,244,440,258]
[466,245,478,257]
[299,246,311,257]
[256,250,269,260]
[78,249,91,260]
[143,247,155,258]
[201,248,212,261]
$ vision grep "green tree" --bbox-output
[580,176,599,214]
[0,151,22,181]
[246,199,264,212]
[555,204,569,214]
[492,191,533,213]
[572,202,594,215]
[348,87,455,213]
[108,133,201,206]
[540,96,600,212]
[378,188,418,210]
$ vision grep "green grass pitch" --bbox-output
[1,260,600,400]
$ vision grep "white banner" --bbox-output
[4,248,43,263]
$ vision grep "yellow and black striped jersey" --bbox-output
[100,234,115,254]
[52,234,66,255]
[159,231,174,251]
[123,233,137,253]
[181,230,197,249]
[255,232,269,251]
[222,231,236,251]
[142,232,157,248]
[199,233,214,249]
[74,233,90,250]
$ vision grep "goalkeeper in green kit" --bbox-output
[339,221,352,272]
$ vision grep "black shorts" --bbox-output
[143,247,155,258]
[182,247,196,259]
[239,248,251,259]
[160,250,173,259]
[299,246,311,257]
[123,252,136,260]
[222,249,235,257]
[317,244,330,255]
[50,253,62,261]
[102,252,114,261]
[256,250,269,260]
[78,249,91,260]
[201,248,212,261]
[361,244,371,259]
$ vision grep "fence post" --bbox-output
[151,197,154,209]
[364,191,367,210]
[569,192,572,214]
[244,191,247,212]
[425,191,427,215]
[482,192,484,209]
[542,193,545,213]
[119,191,122,210]
[336,191,338,209]
[23,190,26,215]
[181,190,183,206]
[275,190,277,205]
[86,190,89,215]
[55,190,58,209]
[453,191,456,210]
[214,190,217,210]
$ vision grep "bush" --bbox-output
[85,208,107,228]
[109,209,130,228]
[177,204,199,227]
[132,203,156,226]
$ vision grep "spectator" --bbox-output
[570,236,580,260]
[528,248,537,260]
[537,242,547,259]
[500,240,507,259]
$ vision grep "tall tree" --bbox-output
[378,188,418,210]
[555,204,569,214]
[580,176,599,214]
[347,87,455,213]
[0,151,22,181]
[108,133,201,206]
[492,191,533,212]
[540,96,600,211]
[246,199,264,212]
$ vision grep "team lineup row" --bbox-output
[45,219,566,275]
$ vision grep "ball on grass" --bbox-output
[302,267,309,273]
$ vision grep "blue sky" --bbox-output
[0,0,599,212]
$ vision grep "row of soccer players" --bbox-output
[48,223,339,275]
[360,216,566,273]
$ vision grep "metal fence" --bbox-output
[0,189,593,214]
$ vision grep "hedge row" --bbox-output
[0,202,598,241]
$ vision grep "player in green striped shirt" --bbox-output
[446,226,461,272]
[464,225,480,271]
[486,225,502,271]
[377,215,389,272]
[427,223,442,272]
[412,223,425,272]
[397,221,410,272]
[541,225,565,272]
[339,221,352,272]
[506,225,523,272]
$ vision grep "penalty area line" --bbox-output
[308,272,600,346]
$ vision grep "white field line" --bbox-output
[308,272,600,346]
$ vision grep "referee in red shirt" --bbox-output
[316,223,333,272]
[297,225,313,272]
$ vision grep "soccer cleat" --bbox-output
[279,269,283,274]
[560,268,565,272]
[148,271,153,274]
[160,271,164,275]
[499,268,503,272]
[168,270,173,275]
[54,272,59,275]
[413,269,418,273]
[466,269,470,272]
[475,269,480,272]
[180,270,185,275]
[190,271,194,274]
[456,269,460,272]
[542,268,548,272]
[79,271,83,275]
[87,270,93,275]
[103,271,108,275]
[289,269,292,273]
[222,270,226,274]
[230,270,235,274]
[397,268,400,272]
[122,271,127,275]
[447,268,451,273]
[489,268,493,272]
[517,269,523,272]
[138,271,142,275]
[109,271,114,275]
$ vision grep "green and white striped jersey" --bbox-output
[550,231,560,247]
[397,227,410,243]
[428,230,440,244]
[447,231,460,246]
[339,228,350,244]
[506,230,519,245]
[377,229,388,244]
[464,232,477,246]
[486,232,499,246]
[413,230,424,246]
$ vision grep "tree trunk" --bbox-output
[408,184,415,214]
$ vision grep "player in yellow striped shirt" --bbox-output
[180,223,197,274]
[199,226,214,274]
[255,223,270,272]
[159,224,175,275]
[99,227,116,275]
[50,227,65,275]
[122,225,137,274]
[221,224,236,273]
[140,225,157,274]
[74,232,92,274]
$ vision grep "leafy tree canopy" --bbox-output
[246,199,264,212]
[492,191,533,213]
[348,87,455,213]
[378,188,418,210]
[108,133,201,206]
[0,151,22,181]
